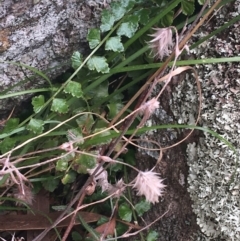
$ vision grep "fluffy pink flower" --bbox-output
[148,27,173,60]
[132,170,166,204]
[139,98,159,118]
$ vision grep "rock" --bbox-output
[0,0,106,116]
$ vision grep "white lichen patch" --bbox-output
[171,0,240,239]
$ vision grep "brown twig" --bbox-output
[61,190,87,241]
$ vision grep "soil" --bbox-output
[125,145,201,241]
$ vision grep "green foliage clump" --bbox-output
[1,0,240,240]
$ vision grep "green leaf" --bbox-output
[72,231,82,241]
[115,222,129,235]
[27,118,44,134]
[56,159,68,171]
[82,128,112,147]
[2,118,19,133]
[146,230,159,241]
[64,81,83,98]
[135,8,150,25]
[87,29,101,49]
[135,200,151,217]
[75,153,96,173]
[181,0,195,15]
[42,176,59,192]
[88,82,109,107]
[109,162,123,172]
[0,137,16,153]
[67,129,84,145]
[61,170,77,184]
[100,9,115,32]
[59,152,75,163]
[51,98,69,113]
[117,15,139,38]
[161,10,174,26]
[93,128,112,145]
[76,114,94,133]
[87,56,109,73]
[32,95,45,113]
[105,36,124,52]
[110,1,127,21]
[107,103,123,119]
[121,0,135,11]
[71,51,83,70]
[87,81,108,101]
[118,203,132,222]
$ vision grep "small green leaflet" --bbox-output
[135,199,151,217]
[105,36,124,52]
[83,128,112,147]
[51,98,69,113]
[0,137,16,153]
[136,8,150,25]
[107,102,123,119]
[32,95,45,113]
[3,118,19,133]
[100,9,115,32]
[42,176,59,192]
[120,0,135,11]
[161,10,174,27]
[62,171,77,184]
[93,128,112,145]
[56,159,68,172]
[76,114,94,133]
[71,51,83,70]
[67,128,84,144]
[146,230,159,241]
[181,0,195,15]
[71,231,82,241]
[27,118,44,134]
[118,203,132,222]
[110,1,126,21]
[87,56,109,73]
[87,29,101,49]
[64,81,83,98]
[75,153,96,169]
[110,0,134,21]
[117,15,139,38]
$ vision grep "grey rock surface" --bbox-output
[0,0,106,115]
[184,0,240,239]
[170,0,240,239]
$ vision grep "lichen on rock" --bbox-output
[171,0,240,239]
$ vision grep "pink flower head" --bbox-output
[148,27,173,60]
[139,98,159,118]
[133,170,166,204]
